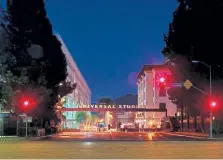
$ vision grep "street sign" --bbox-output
[183,80,193,90]
[170,83,183,87]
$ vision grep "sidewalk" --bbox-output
[0,134,53,141]
[27,134,54,140]
[0,136,26,141]
[175,132,209,138]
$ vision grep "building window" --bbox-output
[159,103,166,109]
[159,87,166,97]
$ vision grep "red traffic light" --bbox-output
[211,101,216,107]
[24,100,29,106]
[160,77,165,83]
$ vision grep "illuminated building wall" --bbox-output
[137,65,177,127]
[114,94,137,124]
[56,34,91,129]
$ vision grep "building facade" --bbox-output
[56,34,91,129]
[137,65,177,128]
[114,94,137,125]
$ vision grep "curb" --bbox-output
[0,137,27,141]
[162,132,207,139]
[162,132,223,140]
[27,134,55,141]
[207,137,223,141]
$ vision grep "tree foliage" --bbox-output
[163,0,223,78]
[0,0,68,121]
[75,112,88,123]
[162,0,223,128]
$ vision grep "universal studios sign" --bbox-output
[77,105,143,109]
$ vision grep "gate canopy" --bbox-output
[61,104,167,113]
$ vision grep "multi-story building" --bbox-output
[56,34,91,129]
[114,94,138,125]
[137,64,177,128]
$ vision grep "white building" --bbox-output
[56,34,91,129]
[137,65,177,128]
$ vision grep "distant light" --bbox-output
[213,116,215,120]
[59,83,63,86]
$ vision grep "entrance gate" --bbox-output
[61,105,167,130]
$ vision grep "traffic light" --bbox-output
[210,101,216,108]
[157,73,172,88]
[159,76,167,87]
[23,100,29,106]
[159,77,165,83]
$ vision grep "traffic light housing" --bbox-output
[157,73,171,87]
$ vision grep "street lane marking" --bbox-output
[162,132,205,139]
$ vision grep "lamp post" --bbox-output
[192,60,212,138]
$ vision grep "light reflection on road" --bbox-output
[147,132,154,140]
[83,142,94,146]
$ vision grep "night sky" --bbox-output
[2,0,178,102]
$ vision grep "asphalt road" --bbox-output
[49,131,208,141]
[0,132,222,159]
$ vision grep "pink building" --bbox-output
[137,65,177,128]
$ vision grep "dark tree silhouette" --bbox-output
[0,0,68,123]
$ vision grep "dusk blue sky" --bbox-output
[1,0,178,103]
[45,0,177,103]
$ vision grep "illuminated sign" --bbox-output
[116,112,124,115]
[76,105,144,109]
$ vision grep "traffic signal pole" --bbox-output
[192,61,213,138]
[25,114,28,137]
[209,65,213,138]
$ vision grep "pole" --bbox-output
[25,115,28,137]
[0,106,1,136]
[0,105,3,137]
[209,65,213,138]
[16,118,19,136]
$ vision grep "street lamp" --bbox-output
[192,60,212,138]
